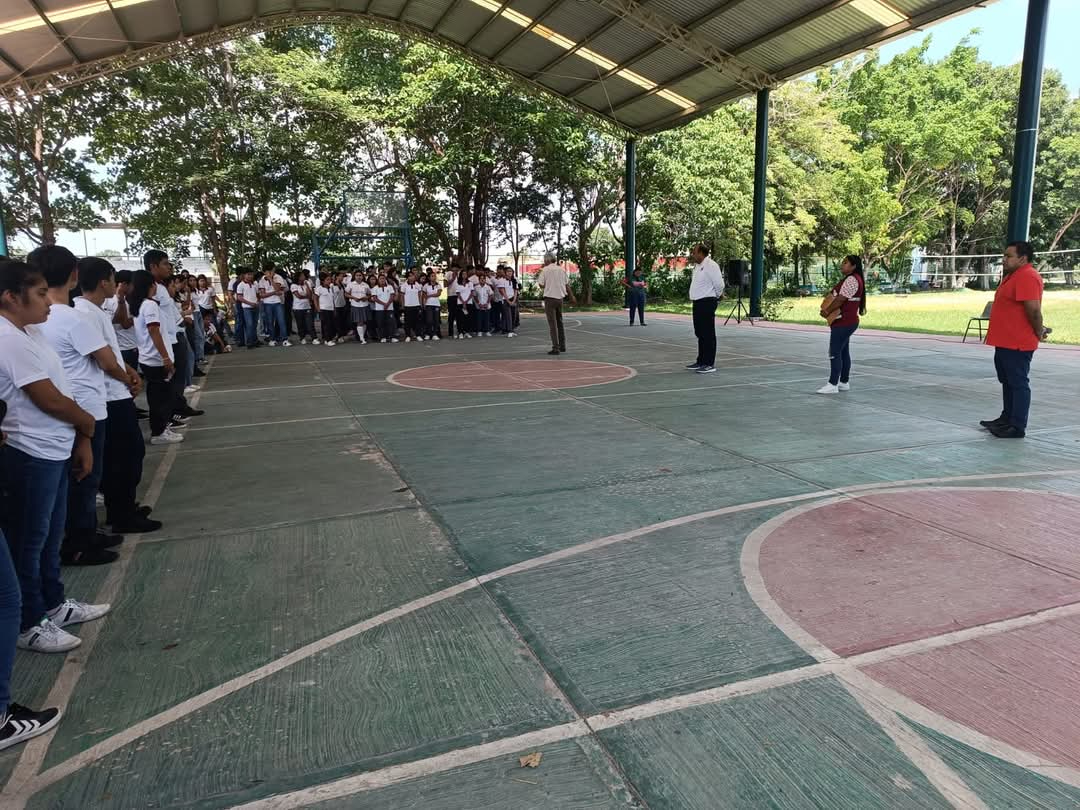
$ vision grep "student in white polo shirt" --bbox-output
[454,269,474,339]
[29,247,125,566]
[234,267,260,350]
[289,270,316,345]
[0,259,111,655]
[74,258,162,537]
[473,272,493,336]
[314,272,337,346]
[494,267,517,337]
[257,261,290,347]
[371,275,398,343]
[130,271,181,445]
[422,271,442,340]
[345,271,369,345]
[401,270,423,342]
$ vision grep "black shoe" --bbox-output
[93,532,124,549]
[559,346,567,352]
[979,417,1008,430]
[60,547,119,566]
[168,417,188,430]
[193,369,206,378]
[135,408,150,420]
[989,424,1026,439]
[547,349,560,355]
[696,365,717,374]
[111,515,162,534]
[686,362,704,370]
[0,703,61,751]
[176,407,204,417]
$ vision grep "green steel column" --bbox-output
[625,138,636,279]
[750,87,769,317]
[1006,0,1050,243]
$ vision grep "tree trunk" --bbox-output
[1048,207,1080,252]
[948,207,958,289]
[33,121,55,245]
[577,236,591,306]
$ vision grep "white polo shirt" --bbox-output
[371,285,393,311]
[315,284,334,311]
[537,264,569,300]
[346,281,367,308]
[689,256,726,301]
[290,282,312,311]
[74,297,132,403]
[152,283,180,343]
[402,282,422,307]
[0,316,77,461]
[38,304,108,421]
[235,281,259,310]
[423,283,441,307]
[102,294,137,351]
[134,299,174,367]
[474,284,492,307]
[332,284,347,308]
[258,274,286,304]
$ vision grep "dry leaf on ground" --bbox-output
[518,752,543,768]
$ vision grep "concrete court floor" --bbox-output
[2,311,1080,809]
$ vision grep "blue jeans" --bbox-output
[829,324,858,385]
[66,419,106,549]
[192,312,206,363]
[242,308,258,347]
[629,291,646,324]
[233,306,246,346]
[263,302,287,343]
[0,447,68,632]
[0,530,19,715]
[477,308,491,334]
[994,348,1034,430]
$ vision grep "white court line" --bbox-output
[739,488,1080,804]
[17,466,1080,806]
[186,414,358,432]
[386,360,637,391]
[1,364,218,802]
[234,595,1080,809]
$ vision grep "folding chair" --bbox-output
[963,301,992,343]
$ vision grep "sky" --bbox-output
[34,0,1080,257]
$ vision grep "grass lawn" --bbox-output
[618,289,1080,345]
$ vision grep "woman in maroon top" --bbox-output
[818,255,867,394]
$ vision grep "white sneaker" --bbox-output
[837,382,851,391]
[268,341,278,347]
[47,598,111,628]
[95,493,104,507]
[326,341,336,347]
[391,338,399,343]
[381,338,388,343]
[184,385,199,395]
[150,430,184,445]
[405,337,411,343]
[17,619,81,653]
[507,332,516,338]
[282,340,292,347]
[433,336,440,341]
[301,338,309,345]
[312,339,321,345]
[817,384,840,395]
[465,333,473,339]
[360,339,367,345]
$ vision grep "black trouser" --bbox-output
[294,309,314,341]
[456,305,471,336]
[319,309,336,342]
[373,310,390,340]
[141,364,173,436]
[447,298,459,337]
[170,340,190,413]
[629,292,646,324]
[102,398,145,524]
[692,297,718,367]
[121,348,138,370]
[335,306,349,339]
[994,347,1035,430]
[425,307,442,337]
[404,306,422,338]
[501,301,514,332]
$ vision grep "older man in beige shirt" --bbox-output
[537,253,577,355]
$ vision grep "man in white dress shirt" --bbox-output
[537,253,576,355]
[687,243,725,374]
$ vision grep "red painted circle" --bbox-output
[387,360,636,392]
[758,488,1080,769]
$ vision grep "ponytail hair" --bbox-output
[844,255,867,315]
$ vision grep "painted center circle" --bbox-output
[756,488,1080,770]
[387,360,636,392]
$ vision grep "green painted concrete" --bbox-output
[32,589,576,809]
[489,506,814,712]
[600,677,953,809]
[911,722,1080,809]
[311,738,637,809]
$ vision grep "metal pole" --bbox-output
[750,87,770,317]
[625,138,636,279]
[0,191,8,257]
[1006,0,1050,243]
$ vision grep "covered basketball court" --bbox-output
[2,1,1079,808]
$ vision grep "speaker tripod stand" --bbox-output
[724,281,755,325]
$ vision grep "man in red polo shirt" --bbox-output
[980,241,1048,439]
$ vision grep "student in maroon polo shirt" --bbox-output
[817,255,867,394]
[980,241,1048,439]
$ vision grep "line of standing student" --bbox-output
[229,260,522,347]
[0,245,217,752]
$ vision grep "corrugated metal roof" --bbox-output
[0,0,998,133]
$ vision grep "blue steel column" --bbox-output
[1006,0,1050,242]
[750,88,769,317]
[625,138,636,279]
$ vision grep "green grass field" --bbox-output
[635,289,1080,345]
